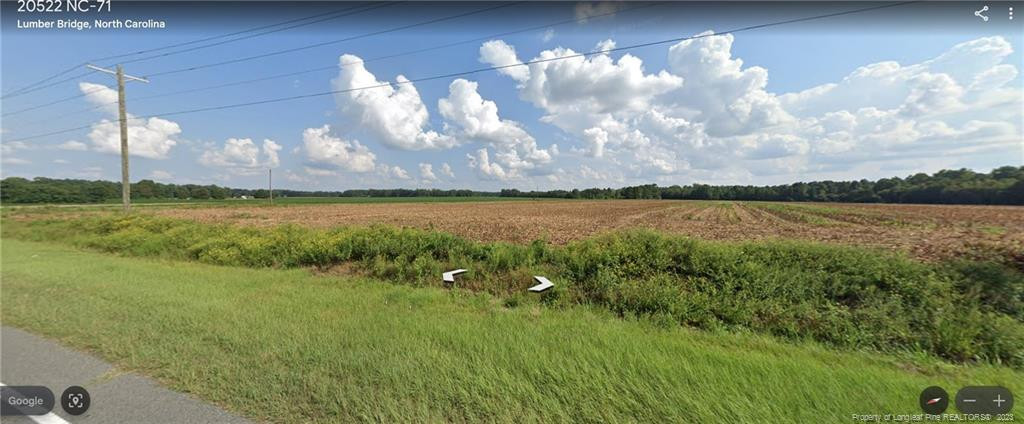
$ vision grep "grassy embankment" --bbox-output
[2,239,1022,422]
[4,214,1023,369]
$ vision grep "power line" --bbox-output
[2,87,106,117]
[8,1,657,124]
[0,64,93,100]
[6,2,915,144]
[1,1,494,111]
[0,2,390,100]
[93,2,383,63]
[117,2,398,66]
[144,2,523,78]
[1,3,374,98]
[1,70,99,101]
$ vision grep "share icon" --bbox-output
[975,5,989,22]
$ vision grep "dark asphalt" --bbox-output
[1,326,251,423]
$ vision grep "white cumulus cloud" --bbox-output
[332,54,455,151]
[439,79,556,180]
[378,164,411,180]
[80,82,181,160]
[481,42,682,136]
[480,33,1021,182]
[479,40,530,83]
[301,125,377,173]
[440,162,455,178]
[666,31,792,137]
[199,138,281,175]
[419,163,438,181]
[466,148,511,181]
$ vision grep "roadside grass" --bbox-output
[2,240,1021,422]
[5,214,1024,368]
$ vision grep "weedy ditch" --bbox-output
[5,214,1023,368]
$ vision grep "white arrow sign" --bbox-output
[528,276,554,292]
[442,269,467,284]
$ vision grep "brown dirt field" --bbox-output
[142,200,1024,265]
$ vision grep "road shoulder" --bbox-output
[1,326,250,424]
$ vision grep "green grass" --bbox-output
[5,214,1024,368]
[980,225,1009,236]
[2,239,1021,422]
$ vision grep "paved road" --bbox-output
[1,326,251,424]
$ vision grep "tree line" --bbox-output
[2,166,1022,205]
[501,166,1024,204]
[0,178,498,204]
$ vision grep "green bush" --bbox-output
[945,260,1024,320]
[5,214,1023,368]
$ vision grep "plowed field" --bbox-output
[147,200,1024,265]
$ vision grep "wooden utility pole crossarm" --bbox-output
[85,64,149,213]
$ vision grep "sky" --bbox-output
[1,1,1022,191]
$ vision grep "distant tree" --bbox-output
[993,166,1023,180]
[175,186,190,199]
[209,186,229,200]
[1005,180,1024,204]
[691,184,713,200]
[191,187,211,199]
[133,179,158,198]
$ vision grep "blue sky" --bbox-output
[2,1,1021,190]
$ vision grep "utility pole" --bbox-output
[268,169,273,205]
[86,64,149,213]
